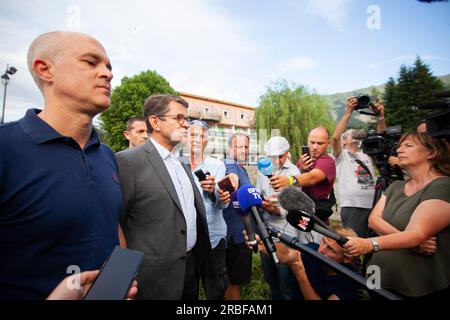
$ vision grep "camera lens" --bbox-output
[357,95,370,107]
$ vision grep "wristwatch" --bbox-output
[369,238,380,252]
[291,176,299,187]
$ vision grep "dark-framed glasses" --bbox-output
[155,114,190,125]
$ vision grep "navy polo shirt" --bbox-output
[0,109,122,299]
[222,159,252,244]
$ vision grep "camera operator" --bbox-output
[332,96,384,237]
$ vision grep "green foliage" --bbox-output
[383,56,444,132]
[99,70,176,151]
[255,80,335,161]
[241,253,270,300]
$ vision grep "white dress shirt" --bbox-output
[150,138,197,251]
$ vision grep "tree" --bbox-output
[383,56,444,132]
[100,70,176,151]
[255,80,335,162]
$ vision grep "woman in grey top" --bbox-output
[344,132,450,298]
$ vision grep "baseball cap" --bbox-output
[264,136,290,156]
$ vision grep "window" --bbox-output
[223,110,229,117]
[240,113,246,120]
[204,107,210,113]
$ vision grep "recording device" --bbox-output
[301,145,310,158]
[257,157,273,178]
[417,90,450,139]
[361,125,402,157]
[237,185,279,264]
[231,191,258,253]
[286,210,349,247]
[84,246,144,300]
[194,169,210,182]
[353,94,380,116]
[361,125,404,184]
[217,176,234,194]
[278,186,331,231]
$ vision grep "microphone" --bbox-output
[231,191,258,252]
[257,157,274,179]
[237,185,279,263]
[278,186,331,231]
[416,100,449,110]
[433,90,450,98]
[286,210,349,246]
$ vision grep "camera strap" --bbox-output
[348,152,373,180]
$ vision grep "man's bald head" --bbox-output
[308,127,330,140]
[307,126,331,160]
[27,31,103,91]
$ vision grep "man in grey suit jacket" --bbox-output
[116,94,212,300]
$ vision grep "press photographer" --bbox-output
[332,96,384,237]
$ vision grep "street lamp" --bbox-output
[1,64,18,124]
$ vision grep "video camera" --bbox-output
[354,94,380,116]
[361,125,404,181]
[361,125,402,157]
[417,90,450,139]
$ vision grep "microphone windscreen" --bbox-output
[433,90,450,98]
[286,210,314,232]
[231,191,246,216]
[237,185,263,212]
[416,100,448,110]
[257,157,273,176]
[278,186,315,214]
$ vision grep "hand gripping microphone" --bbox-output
[279,186,348,246]
[257,157,274,179]
[237,185,279,263]
[231,191,258,253]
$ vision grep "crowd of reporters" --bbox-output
[0,31,449,301]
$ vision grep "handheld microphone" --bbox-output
[433,90,450,98]
[257,157,274,179]
[416,100,449,110]
[237,185,279,263]
[231,191,258,253]
[278,186,332,231]
[286,210,349,246]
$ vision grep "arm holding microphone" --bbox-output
[243,230,325,300]
[260,225,402,300]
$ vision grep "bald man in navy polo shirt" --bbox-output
[0,31,124,299]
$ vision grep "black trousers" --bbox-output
[202,238,228,300]
[181,251,199,300]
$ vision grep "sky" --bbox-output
[0,0,449,122]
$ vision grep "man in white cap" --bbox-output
[255,136,301,300]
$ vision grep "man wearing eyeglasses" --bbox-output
[116,94,212,300]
